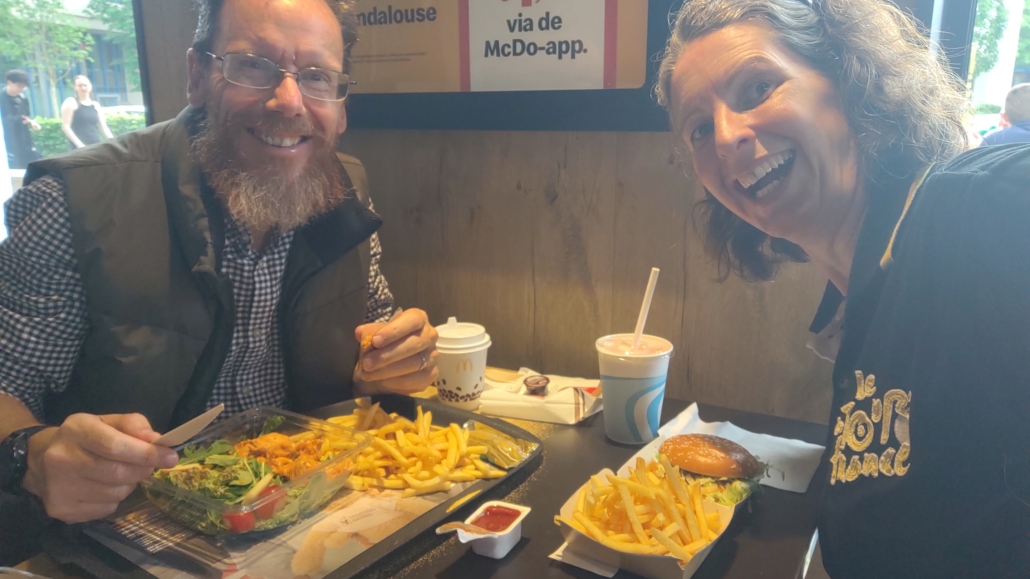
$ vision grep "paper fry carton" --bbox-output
[556,468,733,579]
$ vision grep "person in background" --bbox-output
[0,69,41,169]
[658,0,1029,577]
[60,74,114,148]
[0,0,438,563]
[980,83,1030,146]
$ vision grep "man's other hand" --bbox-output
[22,413,179,523]
[353,308,439,396]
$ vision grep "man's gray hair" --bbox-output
[192,0,359,74]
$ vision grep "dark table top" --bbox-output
[20,399,828,579]
[350,398,829,579]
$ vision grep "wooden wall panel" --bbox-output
[341,130,834,423]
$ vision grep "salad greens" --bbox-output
[147,416,348,534]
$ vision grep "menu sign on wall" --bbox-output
[349,0,649,94]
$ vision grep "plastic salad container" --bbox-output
[141,407,371,535]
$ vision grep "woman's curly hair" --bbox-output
[655,0,969,281]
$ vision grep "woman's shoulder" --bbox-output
[898,145,1030,271]
[61,97,78,108]
[911,145,1030,222]
[930,143,1030,184]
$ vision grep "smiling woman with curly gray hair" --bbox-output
[658,0,1030,577]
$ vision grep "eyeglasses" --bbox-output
[205,52,356,101]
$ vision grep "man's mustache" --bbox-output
[228,114,325,143]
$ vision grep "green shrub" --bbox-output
[974,103,1003,115]
[33,118,67,158]
[106,112,146,136]
[31,112,147,159]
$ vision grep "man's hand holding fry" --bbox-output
[354,308,438,396]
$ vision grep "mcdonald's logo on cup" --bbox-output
[435,317,492,410]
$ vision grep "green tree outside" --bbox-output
[973,0,1010,78]
[1016,1,1030,68]
[85,0,140,91]
[0,0,94,115]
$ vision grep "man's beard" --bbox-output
[191,106,346,234]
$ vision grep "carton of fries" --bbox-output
[555,464,733,579]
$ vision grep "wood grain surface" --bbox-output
[339,129,833,423]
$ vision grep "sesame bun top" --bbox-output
[659,434,761,479]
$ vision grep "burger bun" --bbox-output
[659,434,762,479]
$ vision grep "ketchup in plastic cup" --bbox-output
[463,501,531,559]
[471,505,522,532]
[596,333,674,444]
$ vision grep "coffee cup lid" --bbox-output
[436,317,491,351]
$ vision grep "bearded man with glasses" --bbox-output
[0,0,438,556]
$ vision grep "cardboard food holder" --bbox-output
[556,468,734,579]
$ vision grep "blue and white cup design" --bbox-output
[596,334,673,445]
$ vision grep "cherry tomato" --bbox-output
[254,485,285,520]
[223,510,256,533]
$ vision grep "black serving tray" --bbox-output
[310,395,544,579]
[41,395,543,579]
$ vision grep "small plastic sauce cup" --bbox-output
[463,501,531,559]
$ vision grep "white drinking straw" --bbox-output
[633,267,661,348]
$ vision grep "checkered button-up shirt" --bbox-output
[0,175,395,419]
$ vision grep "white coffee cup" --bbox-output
[435,317,491,410]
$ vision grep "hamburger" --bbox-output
[659,434,764,506]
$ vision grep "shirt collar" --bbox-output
[809,165,927,333]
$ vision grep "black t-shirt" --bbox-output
[813,144,1030,578]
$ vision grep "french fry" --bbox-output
[576,487,589,514]
[401,479,451,497]
[660,454,701,542]
[651,527,691,562]
[372,437,410,468]
[359,402,380,431]
[574,511,608,543]
[555,514,588,535]
[657,488,692,545]
[445,433,458,469]
[449,423,466,456]
[706,512,721,532]
[561,456,729,566]
[602,538,664,555]
[326,405,510,495]
[689,481,710,540]
[446,490,481,513]
[605,475,655,499]
[684,537,708,555]
[617,482,648,544]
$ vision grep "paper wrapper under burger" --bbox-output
[556,469,733,579]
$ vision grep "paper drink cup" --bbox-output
[435,317,491,410]
[596,334,673,444]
